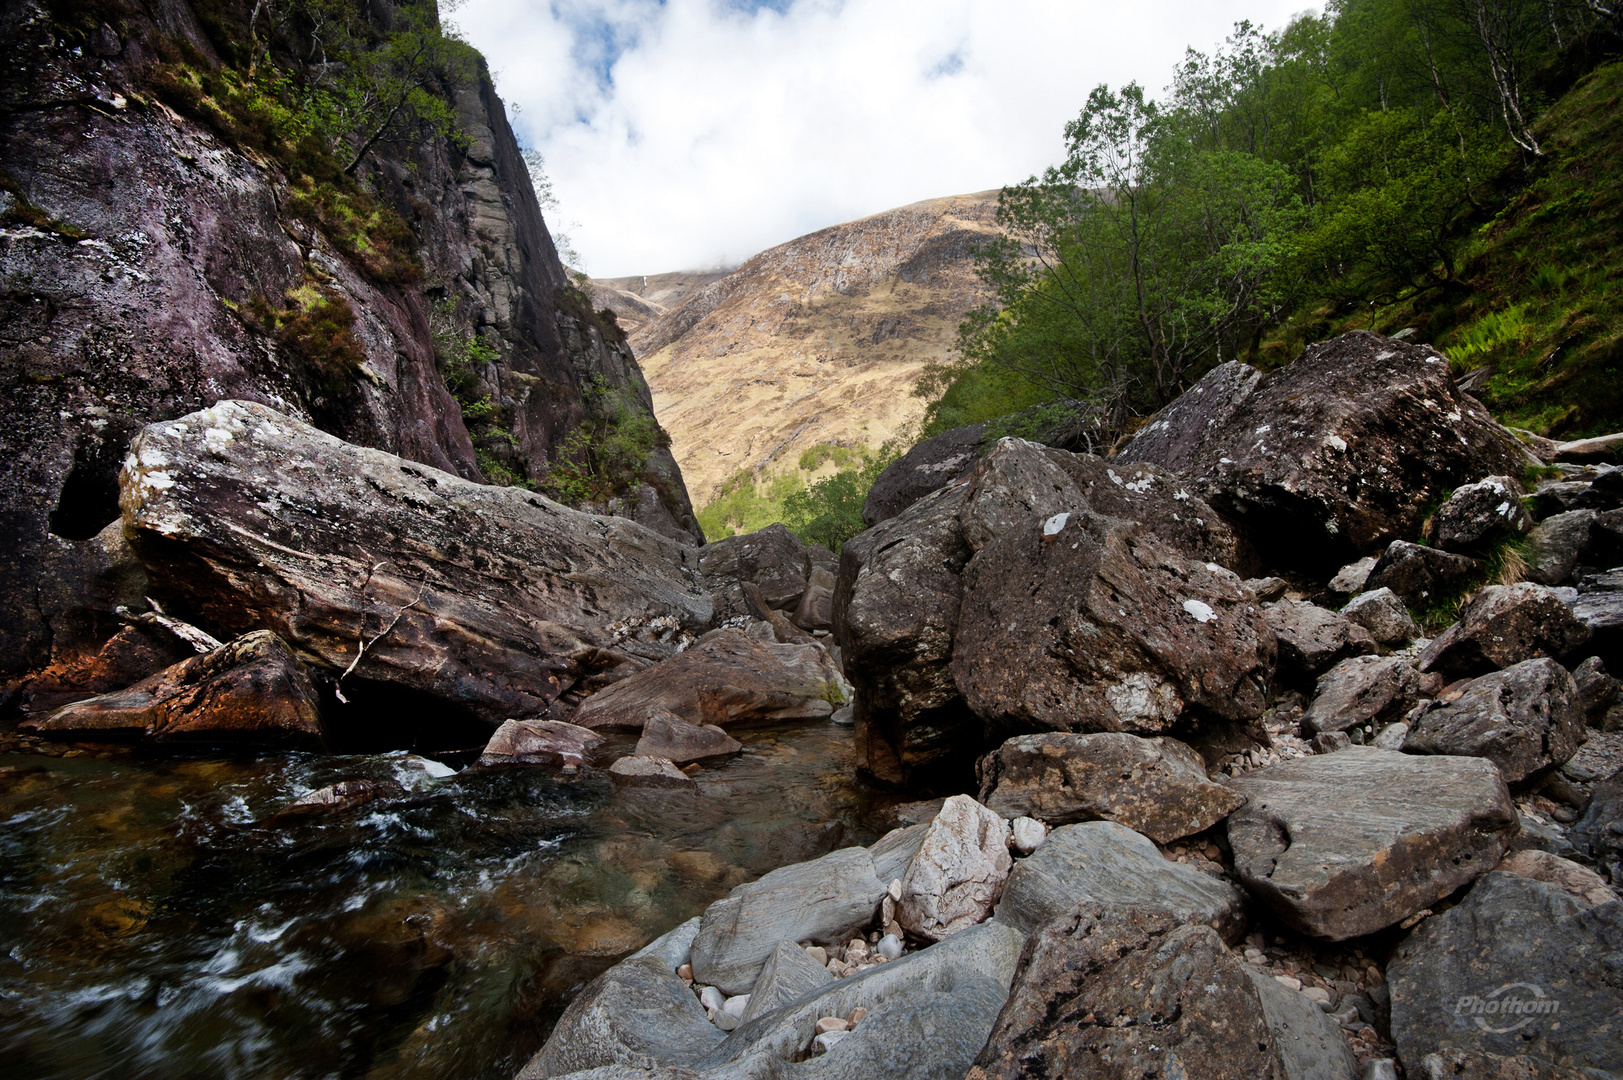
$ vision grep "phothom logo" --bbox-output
[1454,983,1561,1034]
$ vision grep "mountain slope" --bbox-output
[621,192,1002,505]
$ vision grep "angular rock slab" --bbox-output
[1404,659,1585,783]
[119,402,712,723]
[477,719,602,768]
[1388,872,1623,1078]
[1302,655,1425,737]
[1340,587,1418,645]
[862,422,987,527]
[1224,748,1519,940]
[995,820,1246,940]
[953,509,1275,740]
[25,630,323,747]
[897,794,1012,942]
[608,756,696,790]
[1419,583,1592,680]
[634,710,742,764]
[1569,767,1623,883]
[967,904,1357,1080]
[977,731,1245,843]
[690,846,885,995]
[1266,600,1379,685]
[573,629,849,731]
[1117,332,1530,572]
[1366,541,1481,608]
[1429,476,1530,555]
[699,523,813,621]
[738,940,835,1023]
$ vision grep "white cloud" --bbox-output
[451,0,1319,277]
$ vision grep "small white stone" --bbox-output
[813,1030,850,1054]
[1010,816,1047,854]
[887,878,902,902]
[722,994,749,1018]
[698,985,726,1012]
[876,934,903,961]
[1273,975,1302,991]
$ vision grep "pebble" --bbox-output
[846,939,868,962]
[713,1010,739,1032]
[1302,986,1331,1005]
[813,1030,850,1054]
[676,963,692,981]
[876,934,902,961]
[722,993,749,1018]
[887,878,902,901]
[804,945,828,965]
[698,985,726,1012]
[1010,816,1047,854]
[815,1016,851,1034]
[1273,975,1302,991]
[848,1006,868,1026]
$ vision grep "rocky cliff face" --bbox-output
[624,192,1001,505]
[0,0,698,694]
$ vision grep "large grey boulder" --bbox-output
[1265,600,1379,685]
[1365,541,1481,608]
[976,731,1245,843]
[22,629,324,748]
[1524,510,1596,586]
[967,903,1357,1080]
[689,846,885,995]
[1224,749,1519,939]
[1387,872,1623,1078]
[1340,587,1419,645]
[995,821,1246,940]
[1427,476,1531,555]
[1117,332,1529,573]
[1569,569,1623,663]
[952,508,1275,742]
[573,629,849,731]
[896,795,1012,942]
[699,524,813,620]
[1404,659,1585,783]
[1419,583,1592,680]
[520,919,723,1078]
[118,402,711,725]
[1301,654,1426,737]
[862,423,986,527]
[737,941,835,1022]
[1569,768,1623,883]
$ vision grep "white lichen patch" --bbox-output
[1182,599,1217,623]
[1324,434,1348,452]
[1105,672,1182,725]
[203,426,235,457]
[1042,512,1070,537]
[1107,469,1123,486]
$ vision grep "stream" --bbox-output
[0,722,899,1080]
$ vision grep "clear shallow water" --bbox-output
[0,723,896,1080]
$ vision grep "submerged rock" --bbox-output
[573,629,848,731]
[608,756,696,790]
[1224,749,1518,939]
[24,630,323,748]
[977,731,1244,843]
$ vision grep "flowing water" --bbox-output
[0,723,899,1080]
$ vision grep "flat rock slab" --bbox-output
[897,794,1012,942]
[1553,431,1623,464]
[1302,654,1426,737]
[609,756,696,790]
[1404,659,1585,783]
[25,630,323,748]
[119,402,711,723]
[573,629,848,731]
[1265,600,1379,685]
[1388,872,1623,1077]
[1419,583,1592,680]
[977,731,1244,843]
[634,710,742,764]
[967,904,1356,1080]
[690,846,885,995]
[995,820,1245,940]
[478,719,602,768]
[1224,749,1519,940]
[1117,332,1529,573]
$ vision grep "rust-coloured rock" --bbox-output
[477,719,604,768]
[23,630,323,747]
[634,710,742,764]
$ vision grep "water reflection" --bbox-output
[0,723,895,1079]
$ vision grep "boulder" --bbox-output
[689,846,885,995]
[1224,748,1519,939]
[1339,589,1417,647]
[1428,476,1531,555]
[976,731,1245,843]
[1266,600,1379,685]
[477,719,602,768]
[896,795,1012,942]
[572,629,848,731]
[967,903,1357,1080]
[995,820,1246,940]
[608,756,696,790]
[117,402,711,725]
[1117,333,1529,573]
[1301,655,1426,737]
[1569,768,1623,883]
[1330,556,1380,596]
[23,630,323,747]
[862,423,986,526]
[790,567,836,632]
[698,523,812,620]
[1249,575,1293,602]
[1569,569,1623,665]
[1403,659,1585,783]
[1409,1048,1598,1080]
[634,711,742,765]
[1496,849,1616,906]
[870,822,932,885]
[1365,541,1480,608]
[953,509,1275,741]
[1418,583,1592,680]
[1552,431,1623,464]
[520,919,722,1078]
[1387,872,1623,1078]
[1524,510,1596,586]
[1588,506,1623,566]
[738,940,835,1022]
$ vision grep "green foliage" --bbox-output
[697,471,806,541]
[697,441,904,552]
[249,283,366,397]
[540,376,662,504]
[797,444,861,471]
[1447,303,1529,367]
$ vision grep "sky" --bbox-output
[449,0,1319,278]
